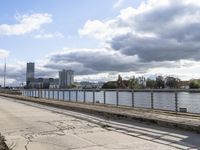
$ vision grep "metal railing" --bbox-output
[21,89,200,114]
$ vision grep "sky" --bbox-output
[1,0,200,86]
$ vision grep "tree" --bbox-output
[128,76,139,89]
[189,80,200,89]
[156,76,165,89]
[116,75,127,89]
[102,81,117,89]
[146,79,157,89]
[165,76,181,89]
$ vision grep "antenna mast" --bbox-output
[3,58,6,88]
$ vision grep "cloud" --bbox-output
[34,32,64,39]
[42,48,179,76]
[4,0,200,85]
[79,0,200,62]
[44,48,139,74]
[0,13,52,36]
[0,49,10,58]
[113,0,125,9]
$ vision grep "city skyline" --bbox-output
[1,0,200,86]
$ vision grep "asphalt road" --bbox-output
[0,97,199,150]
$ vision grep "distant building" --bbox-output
[26,63,75,89]
[29,78,59,89]
[78,81,104,89]
[59,69,74,88]
[26,62,35,88]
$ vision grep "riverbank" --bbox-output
[0,93,200,133]
[0,134,9,150]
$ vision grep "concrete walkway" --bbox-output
[1,94,200,133]
[0,96,200,149]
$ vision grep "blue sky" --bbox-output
[1,0,200,85]
[0,0,141,61]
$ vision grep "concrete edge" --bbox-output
[1,94,200,133]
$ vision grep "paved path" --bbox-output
[2,93,200,133]
[0,97,199,150]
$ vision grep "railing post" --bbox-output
[116,90,119,106]
[57,90,59,100]
[103,90,106,104]
[48,90,50,99]
[41,89,43,98]
[151,91,154,109]
[63,90,65,101]
[175,92,178,113]
[132,90,134,108]
[76,90,78,102]
[69,90,71,102]
[84,90,86,103]
[52,90,54,99]
[93,90,95,104]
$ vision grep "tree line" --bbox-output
[102,75,200,89]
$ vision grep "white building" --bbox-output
[59,69,74,88]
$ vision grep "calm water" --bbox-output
[22,90,200,114]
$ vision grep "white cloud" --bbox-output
[76,0,200,81]
[34,32,64,39]
[79,19,130,40]
[0,49,10,58]
[113,0,125,9]
[4,0,200,85]
[0,13,52,36]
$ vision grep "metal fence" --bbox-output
[21,89,200,114]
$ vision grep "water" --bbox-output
[22,90,200,114]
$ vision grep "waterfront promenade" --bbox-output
[0,95,200,150]
[1,93,200,133]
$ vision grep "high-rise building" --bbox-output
[59,69,74,88]
[26,62,35,88]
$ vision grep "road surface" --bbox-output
[0,96,199,150]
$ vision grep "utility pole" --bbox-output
[3,58,6,88]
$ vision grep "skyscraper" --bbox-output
[26,62,35,88]
[59,69,74,88]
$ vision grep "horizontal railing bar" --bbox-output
[19,89,200,93]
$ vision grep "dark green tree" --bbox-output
[128,76,139,89]
[189,80,200,89]
[146,79,157,89]
[165,76,181,89]
[102,81,117,89]
[156,76,165,89]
